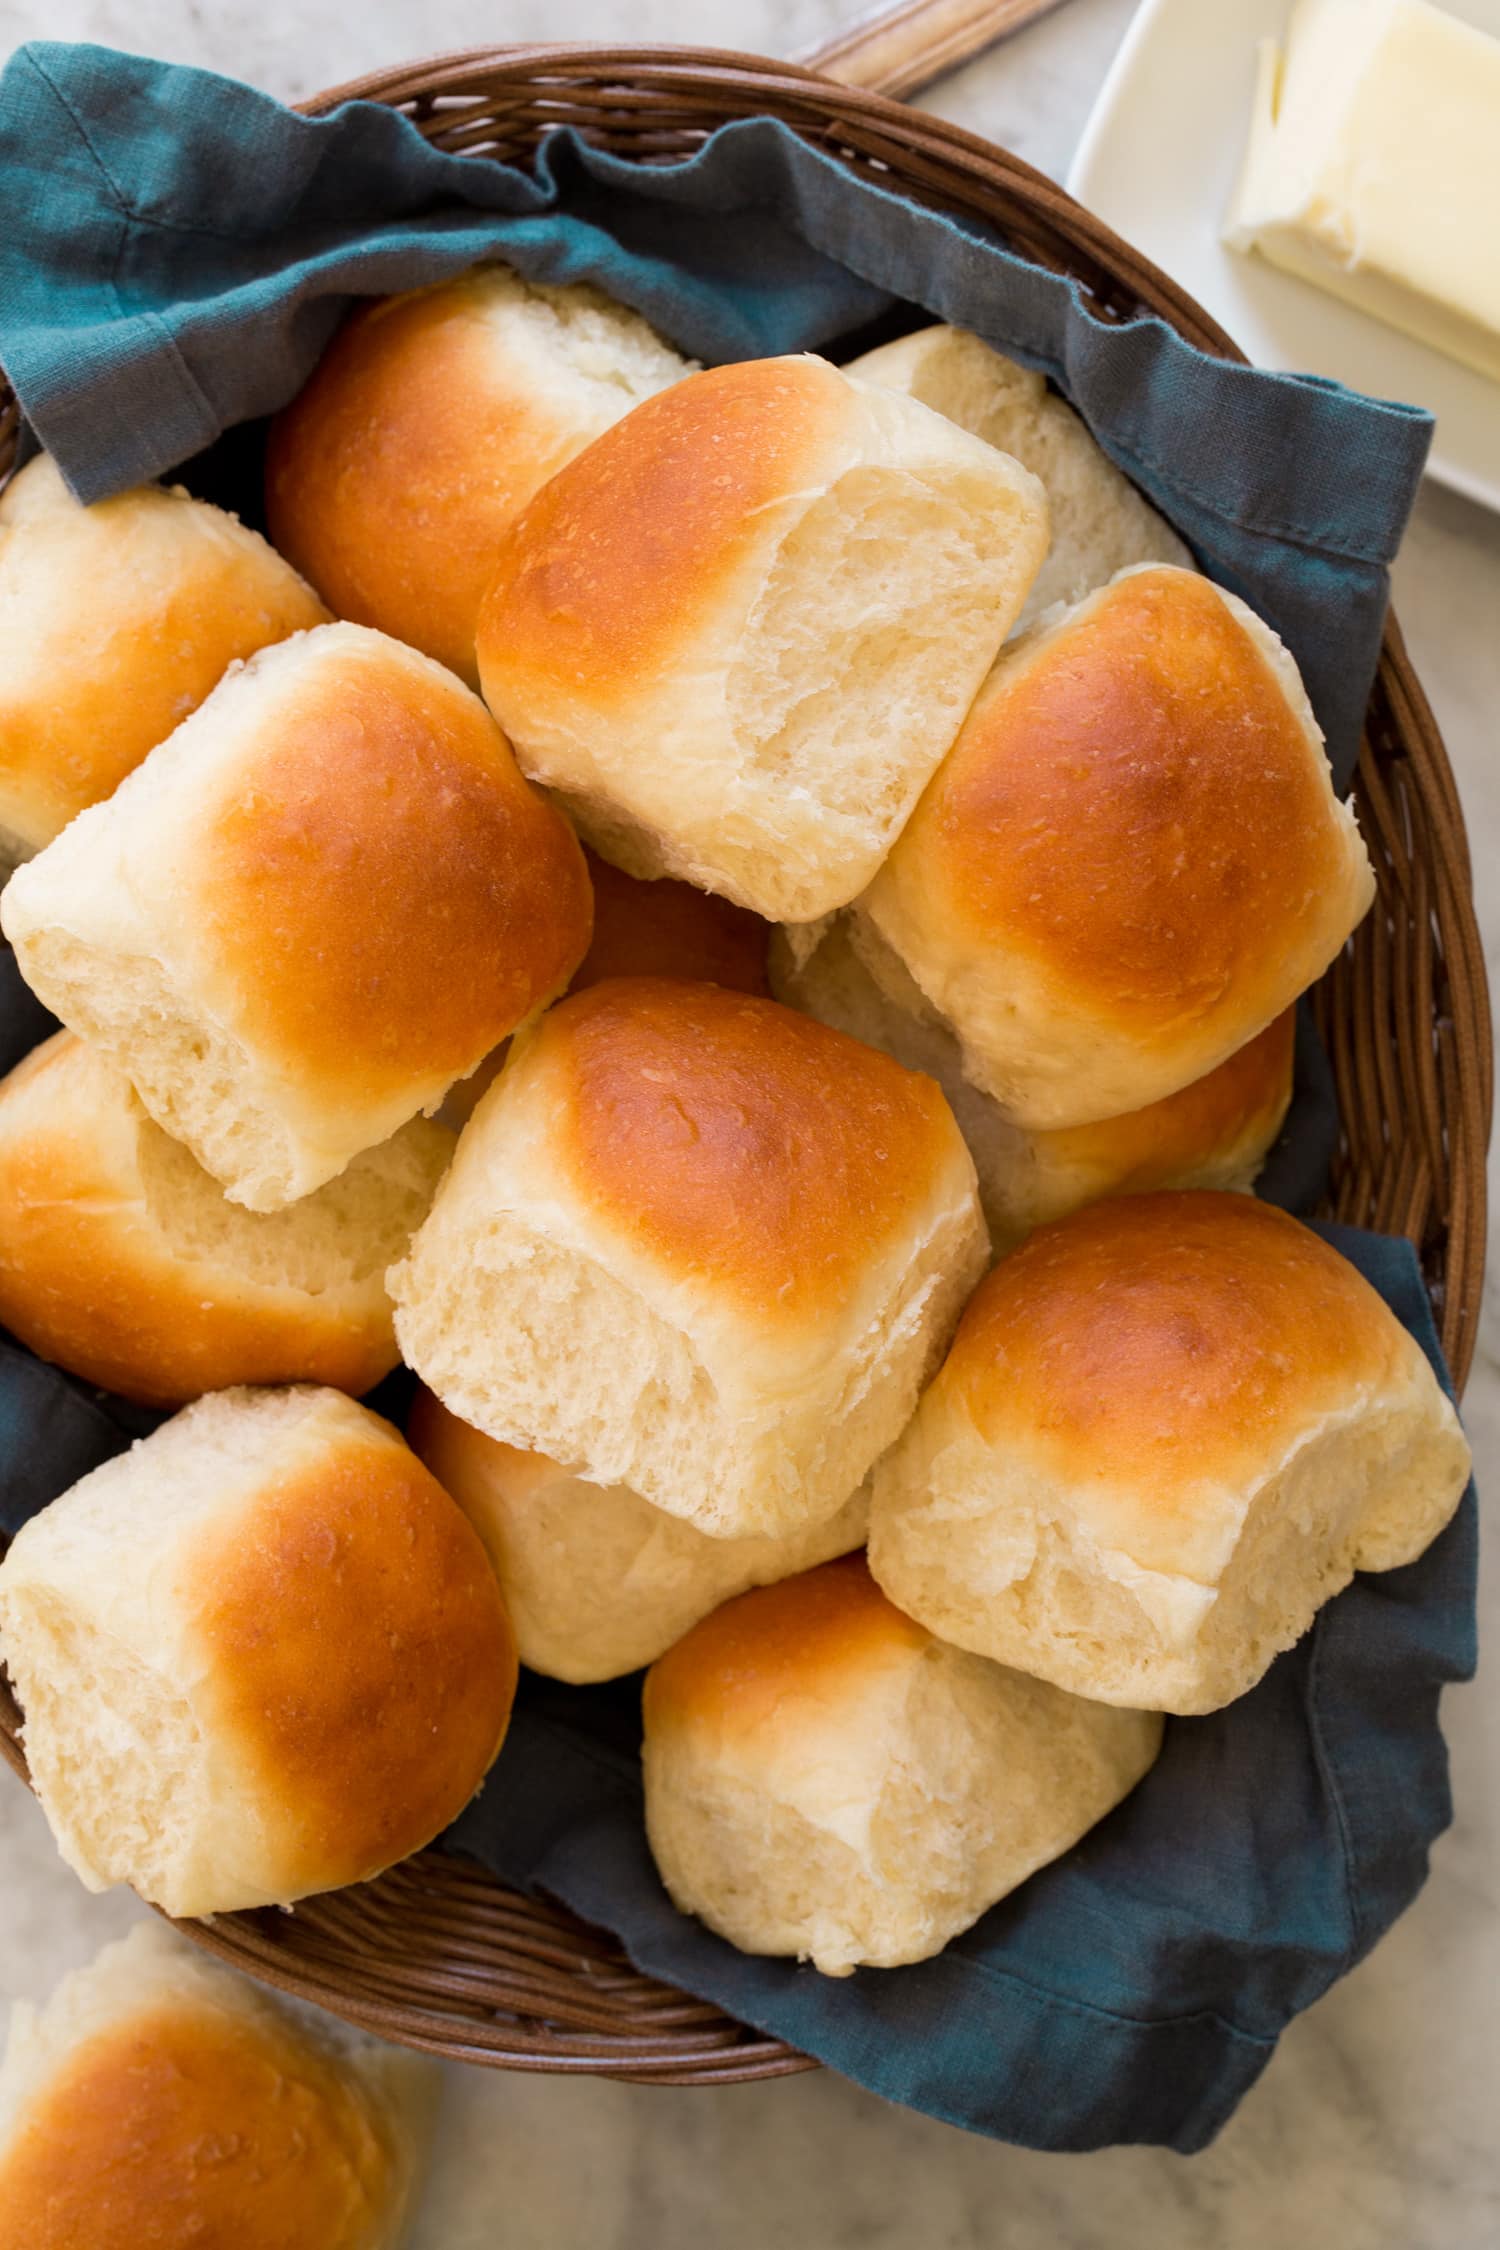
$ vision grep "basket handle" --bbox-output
[800,0,1072,99]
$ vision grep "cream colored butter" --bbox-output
[1224,0,1500,384]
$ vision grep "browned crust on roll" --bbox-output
[543,977,967,1321]
[0,2001,399,2250]
[1032,1007,1296,1187]
[266,281,595,683]
[0,1035,418,1407]
[198,638,593,1104]
[187,1429,517,1896]
[478,356,845,690]
[939,1192,1414,1514]
[0,464,329,852]
[897,569,1360,1035]
[643,1554,921,1739]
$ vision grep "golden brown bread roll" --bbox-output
[0,454,327,869]
[856,564,1374,1128]
[0,1924,433,2250]
[0,1387,517,1917]
[643,1554,1162,1975]
[392,979,987,1540]
[265,266,690,682]
[476,353,1050,920]
[1,622,592,1211]
[771,913,1295,1248]
[868,1193,1471,1713]
[408,1387,868,1681]
[0,1032,452,1406]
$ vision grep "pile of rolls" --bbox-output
[0,268,1471,1979]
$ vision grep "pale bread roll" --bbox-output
[0,1031,452,1406]
[0,1924,433,2250]
[0,454,327,870]
[392,979,987,1540]
[845,324,1191,631]
[408,1387,869,1681]
[0,622,592,1210]
[858,565,1374,1128]
[266,265,690,685]
[476,353,1050,920]
[0,1387,517,1917]
[442,845,769,1129]
[770,913,1294,1249]
[643,1555,1162,1975]
[868,1193,1471,1714]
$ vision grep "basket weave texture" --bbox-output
[0,43,1490,2085]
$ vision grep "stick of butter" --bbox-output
[1224,0,1500,383]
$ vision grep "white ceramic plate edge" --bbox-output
[1065,0,1500,514]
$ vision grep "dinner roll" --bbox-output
[643,1555,1162,1975]
[408,1387,869,1681]
[868,1194,1471,1715]
[266,265,691,684]
[0,1386,516,1916]
[771,914,1294,1249]
[476,354,1049,920]
[857,565,1374,1128]
[1,622,592,1210]
[0,454,327,870]
[0,1032,452,1406]
[846,324,1191,631]
[392,980,987,1539]
[442,847,768,1130]
[0,1924,432,2250]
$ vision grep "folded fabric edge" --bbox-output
[0,45,1435,564]
[437,1729,1279,2155]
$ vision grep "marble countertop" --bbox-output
[0,1,1495,2242]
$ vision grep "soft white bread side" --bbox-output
[0,1032,452,1406]
[0,622,592,1209]
[267,265,691,684]
[868,1193,1472,1714]
[0,1923,433,2250]
[846,325,1191,631]
[0,454,328,870]
[858,565,1374,1128]
[643,1554,1162,1975]
[408,1388,869,1681]
[0,1387,517,1916]
[770,914,1294,1250]
[392,979,987,1540]
[476,353,1050,920]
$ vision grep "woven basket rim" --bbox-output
[0,39,1490,2091]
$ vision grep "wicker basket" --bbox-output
[0,43,1490,2086]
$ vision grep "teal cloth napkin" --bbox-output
[0,40,1434,789]
[0,42,1469,2155]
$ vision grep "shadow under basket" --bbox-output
[0,44,1491,2086]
